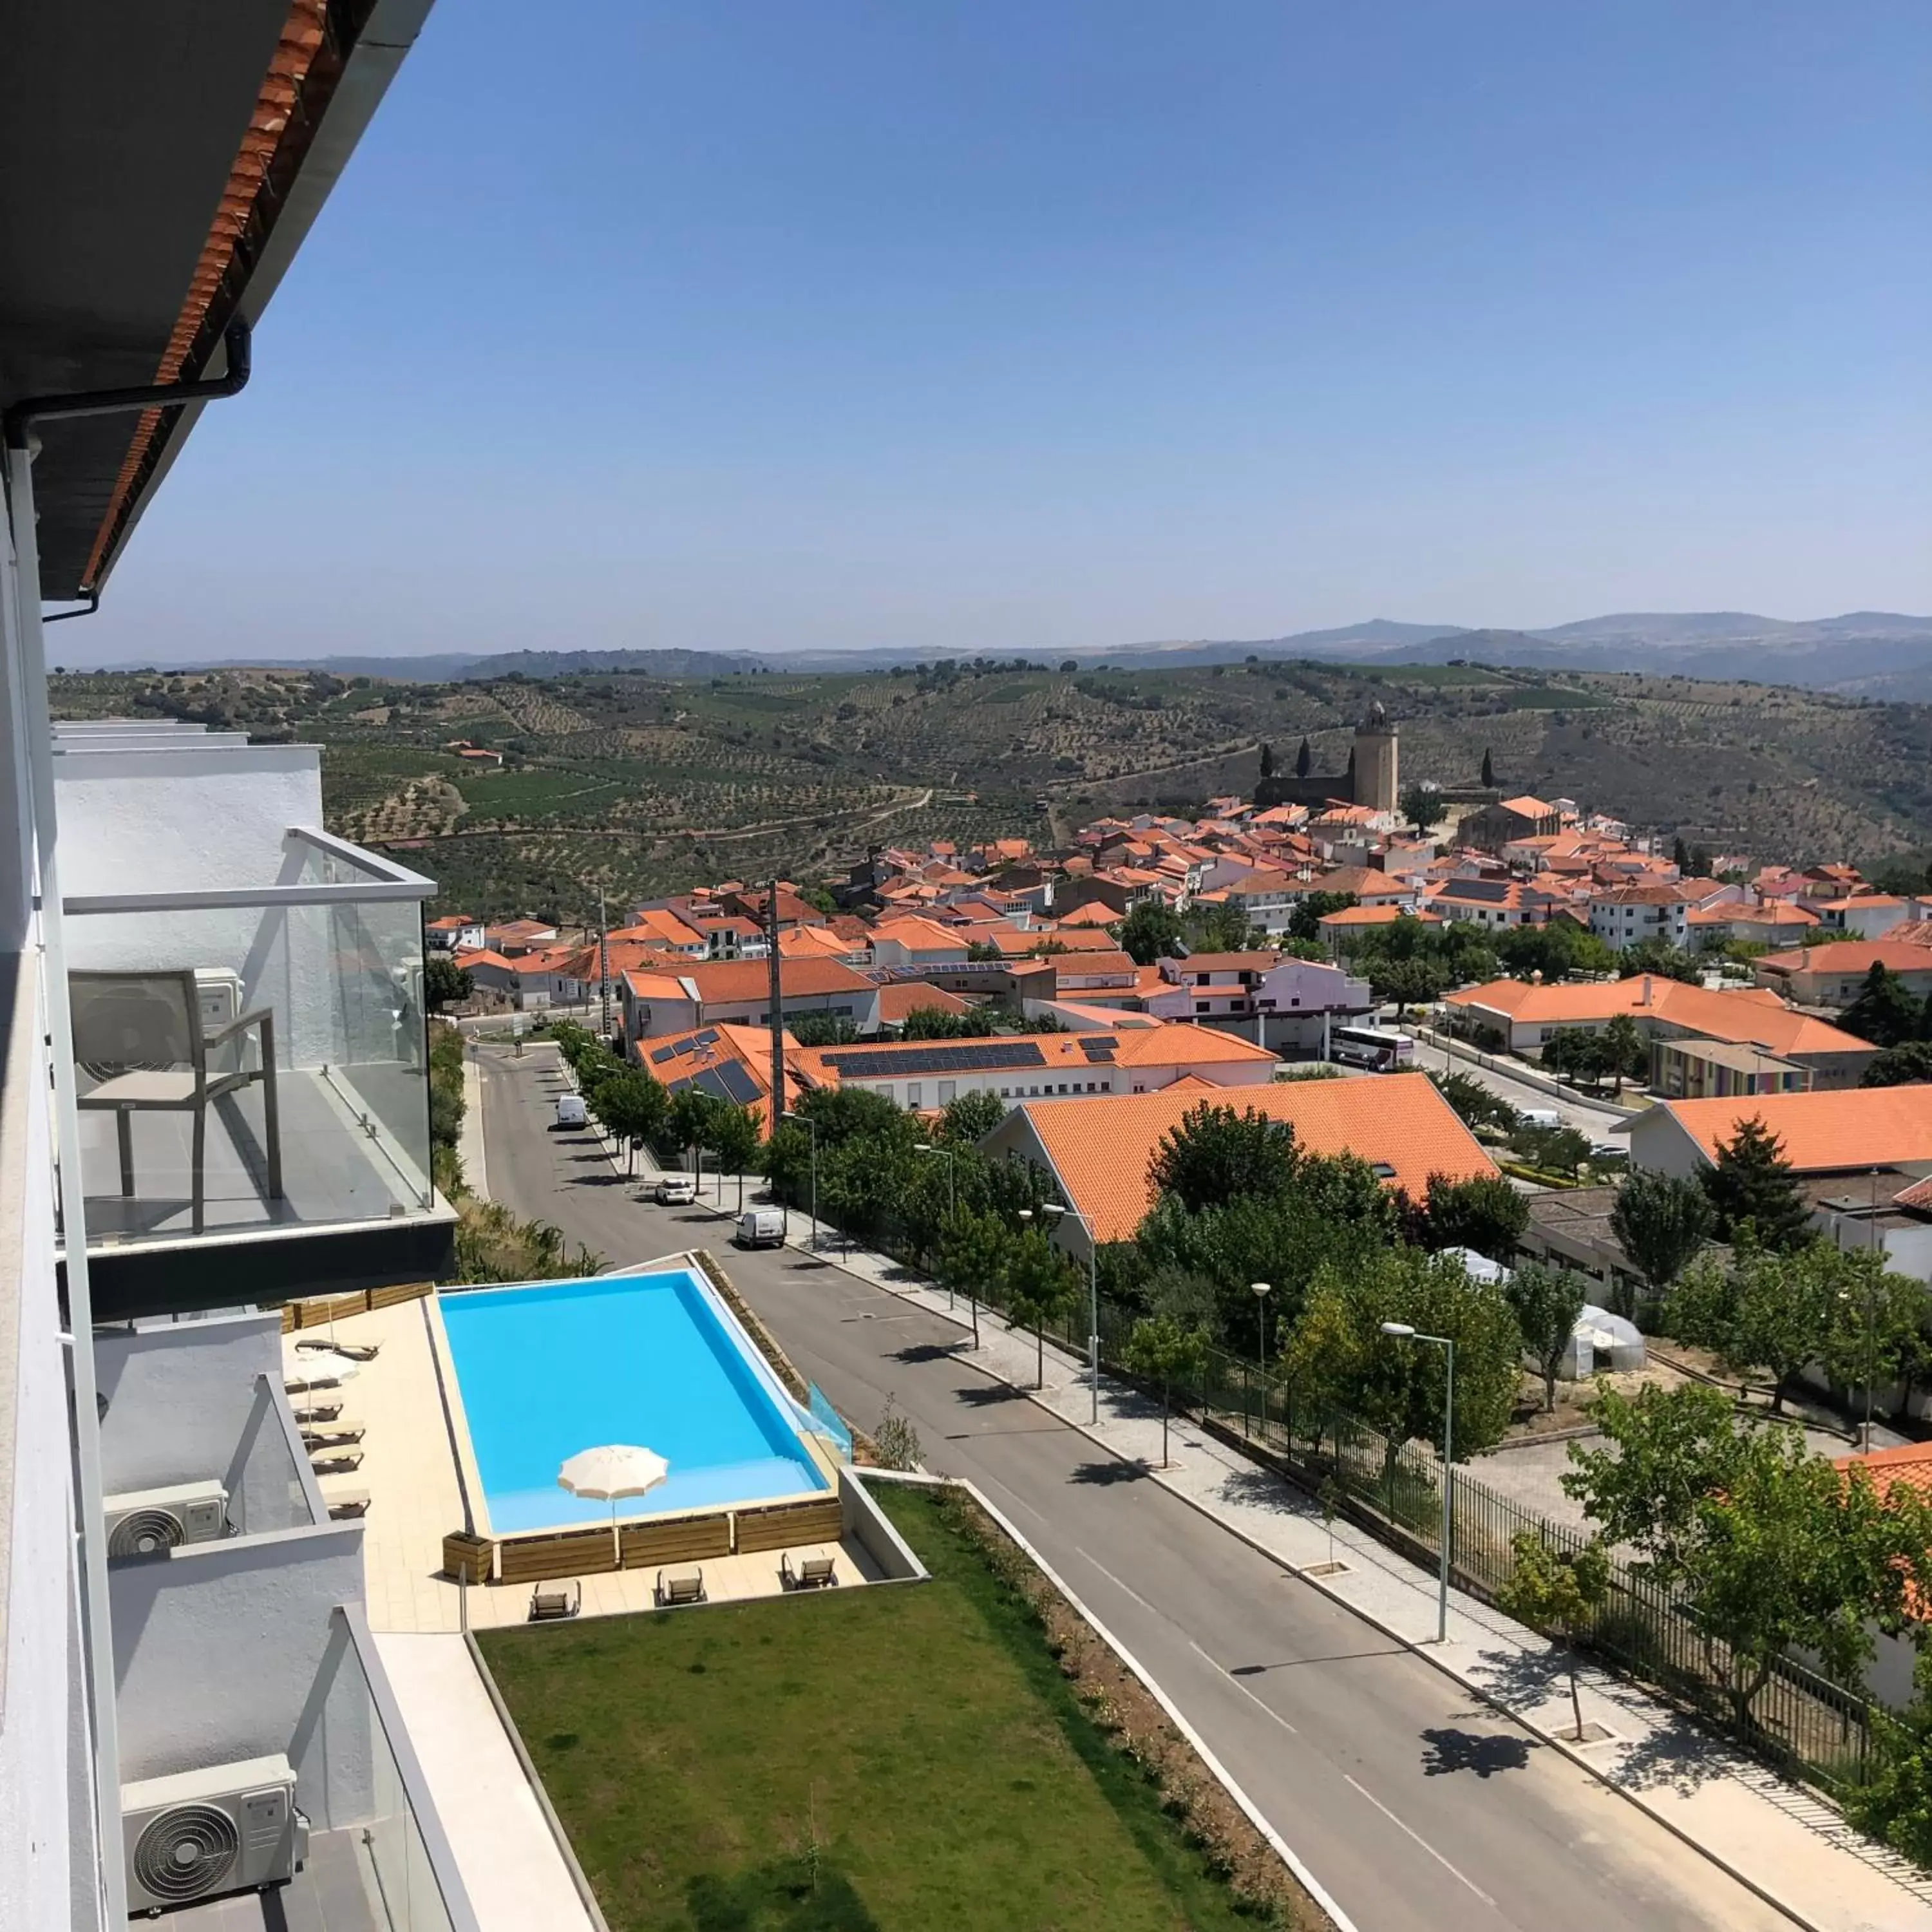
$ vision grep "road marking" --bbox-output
[1073,1547,1164,1619]
[976,1474,1048,1526]
[1342,1775,1494,1905]
[1188,1640,1299,1735]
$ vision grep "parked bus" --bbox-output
[1330,1024,1417,1072]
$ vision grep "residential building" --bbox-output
[1316,903,1441,956]
[1141,952,1372,1051]
[1446,976,1877,1088]
[0,10,472,1924]
[621,958,881,1048]
[1812,895,1910,941]
[788,1022,1278,1113]
[1457,794,1562,852]
[1623,1086,1932,1183]
[1754,940,1932,1007]
[1650,1037,1810,1100]
[868,914,971,967]
[980,1074,1495,1256]
[426,912,486,952]
[1587,881,1694,952]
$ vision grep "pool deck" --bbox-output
[287,1295,880,1634]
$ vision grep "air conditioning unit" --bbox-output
[123,1754,305,1911]
[103,1479,229,1559]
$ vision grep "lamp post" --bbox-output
[1040,1201,1101,1423]
[1251,1282,1273,1434]
[914,1142,957,1306]
[781,1109,817,1250]
[1381,1321,1455,1643]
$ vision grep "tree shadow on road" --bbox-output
[954,1383,1029,1408]
[892,1342,963,1365]
[1421,1726,1537,1777]
[1066,1459,1151,1485]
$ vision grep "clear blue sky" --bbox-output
[83,0,1931,665]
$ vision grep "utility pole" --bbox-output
[598,885,611,1042]
[766,878,785,1140]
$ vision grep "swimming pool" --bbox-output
[437,1265,827,1535]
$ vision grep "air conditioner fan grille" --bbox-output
[133,1802,240,1900]
[109,1508,184,1558]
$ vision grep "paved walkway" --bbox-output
[694,1182,1932,1932]
[375,1631,594,1932]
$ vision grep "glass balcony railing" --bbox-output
[292,1604,478,1931]
[61,828,439,1251]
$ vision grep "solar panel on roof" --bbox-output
[820,1041,1049,1080]
[1084,1043,1117,1063]
[1077,1036,1119,1061]
[713,1061,762,1106]
[649,1044,676,1064]
[694,1028,719,1047]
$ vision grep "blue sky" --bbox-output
[83,1,1931,664]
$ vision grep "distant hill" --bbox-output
[95,609,1932,692]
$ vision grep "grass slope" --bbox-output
[477,1482,1269,1931]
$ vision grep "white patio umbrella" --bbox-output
[558,1444,668,1567]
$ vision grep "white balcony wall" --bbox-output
[111,1522,375,1830]
[97,1313,319,1535]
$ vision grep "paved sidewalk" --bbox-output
[375,1632,594,1932]
[728,1200,1932,1932]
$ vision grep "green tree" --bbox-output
[1847,1651,1932,1870]
[1616,938,1700,983]
[1608,1170,1714,1315]
[1005,1228,1080,1387]
[1480,747,1493,788]
[1597,1012,1648,1095]
[1281,1246,1523,1464]
[591,1067,669,1175]
[1147,1102,1298,1214]
[1495,921,1618,982]
[1258,742,1276,779]
[1121,1312,1211,1465]
[1401,782,1445,836]
[1288,890,1358,943]
[898,1005,995,1041]
[1842,963,1924,1049]
[1188,898,1264,954]
[1700,1115,1814,1252]
[1417,1171,1529,1261]
[1115,899,1184,965]
[788,1010,859,1046]
[425,955,473,1008]
[705,1102,764,1211]
[1863,1039,1932,1086]
[1492,1533,1611,1739]
[938,1088,1005,1146]
[1564,1383,1932,1730]
[1429,1070,1520,1135]
[937,1210,1011,1350]
[1503,1259,1588,1412]
[1541,1026,1606,1088]
[1296,735,1313,778]
[1368,954,1446,1017]
[1667,1246,1839,1414]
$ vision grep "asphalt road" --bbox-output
[477,1043,1783,1932]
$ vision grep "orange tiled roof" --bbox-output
[1759,941,1932,975]
[1653,1086,1932,1171]
[1014,1074,1495,1243]
[1445,977,1870,1058]
[876,982,974,1024]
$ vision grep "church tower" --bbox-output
[1354,700,1399,815]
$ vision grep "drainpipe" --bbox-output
[4,315,251,1924]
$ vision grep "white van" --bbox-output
[553,1092,587,1130]
[735,1207,786,1249]
[1517,1106,1561,1131]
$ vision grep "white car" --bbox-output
[654,1174,697,1206]
[553,1094,587,1130]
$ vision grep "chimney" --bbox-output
[1642,974,1654,1009]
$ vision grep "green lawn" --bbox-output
[477,1483,1272,1931]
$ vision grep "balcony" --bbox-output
[59,815,456,1318]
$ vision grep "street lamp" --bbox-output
[781,1109,817,1250]
[1251,1282,1273,1432]
[914,1142,957,1307]
[1041,1202,1101,1424]
[1381,1321,1455,1643]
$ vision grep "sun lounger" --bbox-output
[284,1366,357,1394]
[781,1548,838,1590]
[290,1399,343,1424]
[324,1490,370,1520]
[656,1566,706,1606]
[310,1448,364,1476]
[294,1338,380,1362]
[529,1580,581,1622]
[301,1423,365,1450]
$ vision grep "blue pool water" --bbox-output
[439,1268,826,1533]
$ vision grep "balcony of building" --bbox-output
[53,725,456,1318]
